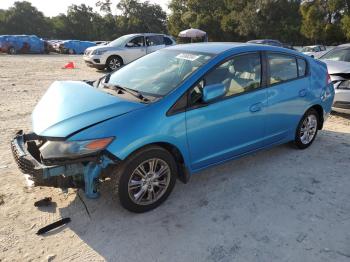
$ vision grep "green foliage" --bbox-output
[0,0,167,41]
[341,15,350,40]
[300,0,346,44]
[1,0,350,45]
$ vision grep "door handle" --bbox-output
[299,89,307,97]
[250,103,262,113]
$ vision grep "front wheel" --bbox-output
[68,48,75,55]
[8,47,16,55]
[117,146,177,213]
[106,56,122,71]
[294,109,319,149]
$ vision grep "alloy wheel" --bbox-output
[128,158,171,206]
[300,114,317,144]
[109,58,121,70]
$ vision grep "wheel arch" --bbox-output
[308,104,324,129]
[122,142,190,184]
[106,54,124,65]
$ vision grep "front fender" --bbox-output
[68,105,191,169]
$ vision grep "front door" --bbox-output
[185,52,268,170]
[124,36,146,63]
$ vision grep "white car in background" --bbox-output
[320,44,350,114]
[301,45,327,58]
[84,33,176,71]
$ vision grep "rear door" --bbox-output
[264,52,310,144]
[123,36,146,63]
[146,35,165,54]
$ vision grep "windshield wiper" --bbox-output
[101,82,149,102]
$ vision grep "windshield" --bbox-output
[107,50,214,97]
[321,48,350,62]
[302,47,315,52]
[108,35,132,47]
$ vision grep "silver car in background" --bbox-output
[301,45,327,58]
[84,33,176,71]
[320,44,350,114]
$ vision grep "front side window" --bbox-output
[146,35,164,46]
[126,36,144,48]
[268,53,298,84]
[190,53,262,105]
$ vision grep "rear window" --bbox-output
[146,35,164,46]
[164,37,173,46]
[268,53,298,84]
[297,58,307,77]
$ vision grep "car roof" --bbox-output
[165,42,298,55]
[337,43,350,48]
[124,33,170,37]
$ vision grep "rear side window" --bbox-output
[146,35,163,46]
[164,37,173,46]
[297,58,307,77]
[267,53,298,84]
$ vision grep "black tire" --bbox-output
[106,56,123,72]
[294,108,319,149]
[117,146,177,213]
[8,47,16,55]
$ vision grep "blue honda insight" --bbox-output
[11,43,334,212]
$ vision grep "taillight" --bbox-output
[326,72,332,85]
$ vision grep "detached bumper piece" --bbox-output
[11,130,117,198]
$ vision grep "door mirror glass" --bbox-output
[202,83,226,103]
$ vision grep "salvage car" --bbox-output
[0,35,48,54]
[58,40,96,54]
[83,33,176,71]
[320,44,350,114]
[11,43,334,213]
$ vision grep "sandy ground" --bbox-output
[0,54,350,262]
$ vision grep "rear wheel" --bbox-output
[117,146,177,213]
[106,56,122,71]
[294,109,319,149]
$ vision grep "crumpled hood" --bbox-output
[322,59,350,74]
[32,81,145,137]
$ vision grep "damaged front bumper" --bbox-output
[11,130,119,198]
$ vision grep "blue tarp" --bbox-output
[0,35,45,54]
[61,40,96,54]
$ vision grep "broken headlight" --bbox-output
[338,80,350,90]
[40,137,114,160]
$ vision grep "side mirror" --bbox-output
[202,83,227,103]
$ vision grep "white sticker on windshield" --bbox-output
[176,53,200,61]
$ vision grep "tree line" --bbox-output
[1,0,350,45]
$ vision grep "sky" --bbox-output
[0,0,170,16]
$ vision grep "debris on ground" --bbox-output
[34,197,53,207]
[36,218,71,235]
[0,194,4,205]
